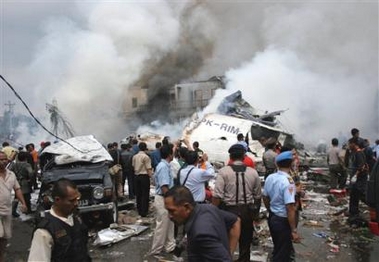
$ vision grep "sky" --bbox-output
[0,0,378,147]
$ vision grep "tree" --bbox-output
[46,99,75,139]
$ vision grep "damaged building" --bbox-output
[122,76,225,124]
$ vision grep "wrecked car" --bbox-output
[37,135,117,229]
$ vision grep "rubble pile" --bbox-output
[247,169,379,262]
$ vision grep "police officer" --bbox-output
[213,144,261,262]
[263,151,301,262]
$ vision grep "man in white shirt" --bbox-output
[0,151,27,262]
[373,140,379,160]
[327,138,347,189]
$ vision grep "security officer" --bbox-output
[28,178,91,262]
[263,151,300,262]
[213,144,262,262]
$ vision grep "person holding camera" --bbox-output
[178,151,215,203]
[212,144,262,262]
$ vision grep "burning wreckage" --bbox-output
[127,91,299,173]
[183,91,296,171]
[33,92,379,254]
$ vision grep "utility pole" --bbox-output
[4,101,15,112]
[4,101,15,139]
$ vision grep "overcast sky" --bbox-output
[0,0,378,146]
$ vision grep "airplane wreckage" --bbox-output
[125,91,299,172]
[183,91,297,170]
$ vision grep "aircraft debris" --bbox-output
[93,224,149,246]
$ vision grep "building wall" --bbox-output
[123,86,149,117]
[168,77,224,120]
[123,76,224,121]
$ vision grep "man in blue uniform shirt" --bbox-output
[263,151,301,262]
[150,144,176,255]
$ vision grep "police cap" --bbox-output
[275,151,293,163]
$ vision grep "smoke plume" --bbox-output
[2,1,377,146]
[203,2,378,146]
[20,1,219,142]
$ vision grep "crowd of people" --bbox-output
[119,133,304,261]
[0,128,378,262]
[0,141,53,262]
[327,128,378,224]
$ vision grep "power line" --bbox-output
[0,74,101,154]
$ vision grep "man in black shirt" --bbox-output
[164,186,240,262]
[348,137,369,220]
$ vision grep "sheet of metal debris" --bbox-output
[93,224,149,246]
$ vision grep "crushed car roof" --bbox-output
[41,135,112,165]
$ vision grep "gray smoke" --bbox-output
[130,1,217,124]
[2,1,377,146]
[202,1,378,146]
[19,1,218,141]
